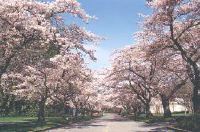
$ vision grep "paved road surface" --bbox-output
[48,113,173,132]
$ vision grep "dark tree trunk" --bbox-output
[82,108,86,116]
[75,107,78,117]
[161,95,171,118]
[192,80,200,114]
[145,103,153,118]
[172,36,200,115]
[90,110,93,117]
[37,99,46,123]
[62,102,66,117]
[133,107,139,117]
[189,64,200,115]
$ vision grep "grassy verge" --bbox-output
[130,113,192,123]
[130,115,175,123]
[0,116,93,132]
[130,113,200,131]
[175,116,200,131]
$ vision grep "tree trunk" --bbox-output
[145,103,153,118]
[192,81,200,114]
[75,107,78,117]
[82,108,86,116]
[161,96,171,118]
[62,102,66,117]
[90,110,93,117]
[172,37,200,115]
[37,99,46,123]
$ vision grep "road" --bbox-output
[48,113,173,132]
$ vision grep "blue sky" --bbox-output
[65,0,151,70]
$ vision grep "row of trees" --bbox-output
[104,0,199,118]
[0,0,101,122]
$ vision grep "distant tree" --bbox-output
[105,45,157,117]
[49,54,94,117]
[109,87,142,116]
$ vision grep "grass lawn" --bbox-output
[130,113,192,123]
[131,113,200,131]
[175,115,200,131]
[0,116,92,132]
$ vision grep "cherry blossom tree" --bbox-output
[105,43,189,118]
[13,53,96,122]
[0,73,25,116]
[0,0,94,78]
[142,0,200,114]
[105,45,157,117]
[49,53,93,117]
[0,0,98,101]
[108,87,142,116]
[78,79,103,117]
[14,61,59,122]
[0,0,101,122]
[148,52,188,117]
[175,82,193,113]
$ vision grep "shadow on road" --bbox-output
[134,122,172,132]
[58,113,125,130]
[61,118,105,130]
[49,113,171,132]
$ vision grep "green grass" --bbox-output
[0,117,37,123]
[175,116,200,131]
[0,116,92,132]
[131,113,200,131]
[130,113,192,123]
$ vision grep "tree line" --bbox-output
[0,0,101,123]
